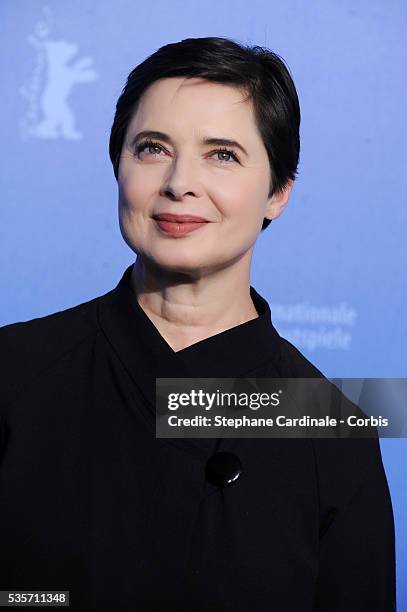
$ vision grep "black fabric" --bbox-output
[0,263,396,611]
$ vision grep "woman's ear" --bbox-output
[264,179,294,221]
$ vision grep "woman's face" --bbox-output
[118,77,291,277]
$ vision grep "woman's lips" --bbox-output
[153,213,209,222]
[153,218,209,237]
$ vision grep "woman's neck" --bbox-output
[130,257,258,352]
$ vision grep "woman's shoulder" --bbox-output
[0,294,100,349]
[0,293,106,410]
[277,334,325,378]
[276,335,386,502]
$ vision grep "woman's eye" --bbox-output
[135,140,164,158]
[134,140,239,164]
[212,149,239,163]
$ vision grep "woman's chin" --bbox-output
[154,259,209,275]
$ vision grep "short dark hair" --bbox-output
[109,36,300,231]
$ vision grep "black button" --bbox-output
[205,451,243,488]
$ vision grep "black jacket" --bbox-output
[0,263,396,611]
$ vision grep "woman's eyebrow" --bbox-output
[131,130,248,157]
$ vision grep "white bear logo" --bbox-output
[21,15,98,141]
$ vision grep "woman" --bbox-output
[0,37,396,611]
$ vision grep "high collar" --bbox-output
[97,262,282,419]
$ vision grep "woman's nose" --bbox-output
[160,156,201,200]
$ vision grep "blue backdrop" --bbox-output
[1,0,406,603]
